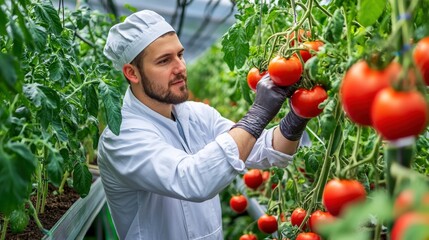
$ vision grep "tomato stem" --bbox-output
[311,98,342,207]
[26,199,49,235]
[0,216,9,240]
[58,170,70,195]
[384,138,415,196]
[285,167,302,205]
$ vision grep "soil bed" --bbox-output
[5,185,80,240]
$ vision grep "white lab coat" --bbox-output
[97,87,295,239]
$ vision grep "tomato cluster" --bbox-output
[340,44,429,141]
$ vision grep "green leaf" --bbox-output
[73,162,92,197]
[23,83,60,109]
[358,0,386,27]
[52,118,68,142]
[49,57,65,82]
[84,84,99,118]
[323,9,344,43]
[13,1,34,50]
[244,15,258,40]
[0,6,7,36]
[221,23,249,71]
[46,149,64,187]
[74,7,91,30]
[99,81,122,135]
[34,1,62,35]
[28,21,47,51]
[305,154,319,174]
[37,106,54,130]
[0,53,18,93]
[10,19,24,57]
[239,76,252,105]
[0,142,36,214]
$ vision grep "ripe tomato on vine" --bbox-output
[340,60,400,126]
[268,56,303,87]
[413,36,429,85]
[371,87,429,141]
[257,214,278,234]
[229,195,248,214]
[243,169,263,190]
[291,85,328,118]
[322,179,367,217]
[247,67,267,91]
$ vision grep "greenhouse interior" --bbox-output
[1,0,429,239]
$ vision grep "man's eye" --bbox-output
[159,59,169,64]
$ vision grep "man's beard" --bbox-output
[139,70,189,104]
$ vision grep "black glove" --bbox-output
[232,74,294,138]
[279,107,309,141]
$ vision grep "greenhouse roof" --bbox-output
[57,0,237,64]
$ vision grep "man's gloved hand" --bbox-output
[232,74,296,138]
[279,106,310,141]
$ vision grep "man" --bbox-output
[98,9,309,239]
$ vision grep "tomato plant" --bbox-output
[296,232,322,240]
[322,179,367,216]
[291,85,328,118]
[257,214,278,234]
[340,61,400,126]
[214,0,429,239]
[291,207,307,228]
[230,195,248,214]
[268,56,303,87]
[0,1,123,238]
[243,169,264,190]
[247,67,267,91]
[413,36,429,85]
[371,87,429,140]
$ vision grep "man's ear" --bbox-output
[122,64,140,84]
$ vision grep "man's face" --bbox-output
[136,33,189,104]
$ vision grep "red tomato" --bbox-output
[291,207,307,228]
[296,232,322,240]
[243,169,263,190]
[229,195,248,214]
[239,233,258,240]
[394,189,429,217]
[413,36,429,85]
[309,210,335,233]
[298,41,324,62]
[371,87,429,140]
[291,85,328,118]
[247,67,267,91]
[322,179,367,216]
[257,214,278,234]
[391,212,429,240]
[340,61,400,126]
[268,56,303,87]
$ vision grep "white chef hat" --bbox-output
[103,10,175,70]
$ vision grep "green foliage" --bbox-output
[0,0,125,225]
